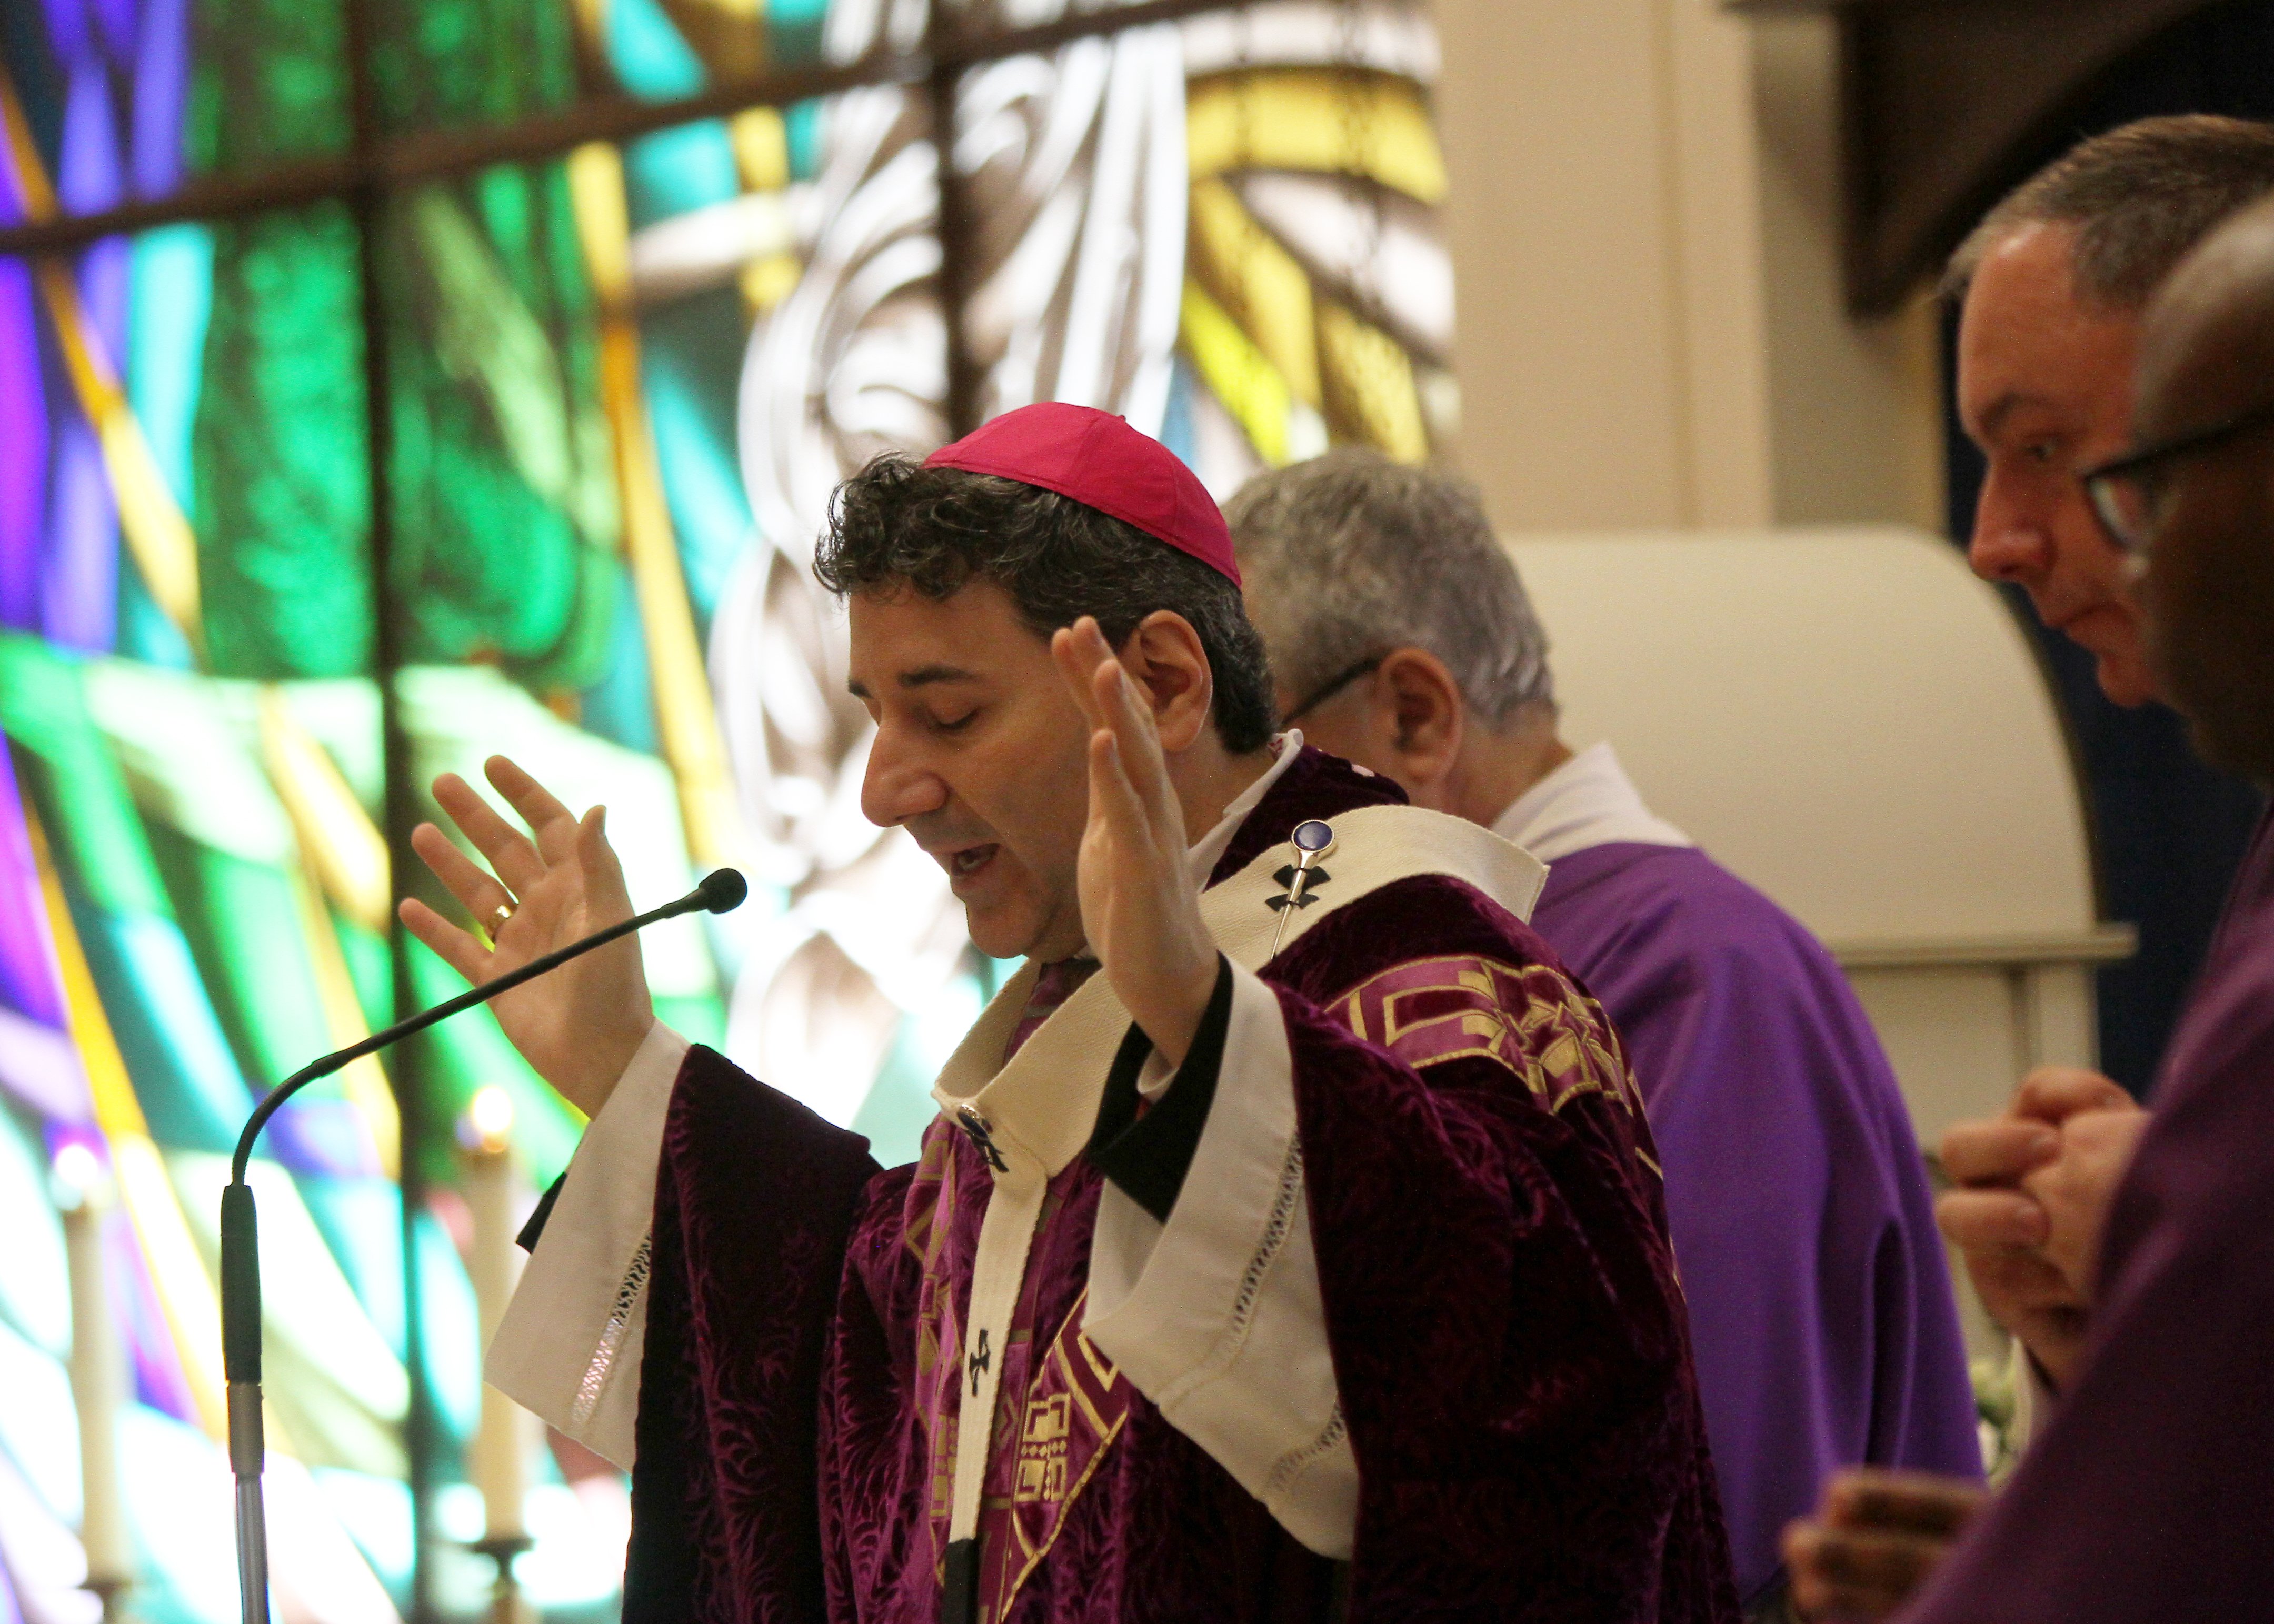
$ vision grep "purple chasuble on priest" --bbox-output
[1900,814,2274,1624]
[1524,801,1979,1607]
[617,749,1739,1624]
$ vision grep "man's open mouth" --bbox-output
[950,844,999,877]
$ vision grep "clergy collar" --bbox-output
[1186,729,1303,884]
[1493,741,1692,864]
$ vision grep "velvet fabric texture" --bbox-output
[1902,814,2274,1623]
[625,750,1739,1623]
[1531,843,1981,1606]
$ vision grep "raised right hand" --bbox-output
[1936,1067,2143,1391]
[397,755,655,1118]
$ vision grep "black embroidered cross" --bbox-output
[1266,863,1332,910]
[969,1328,991,1396]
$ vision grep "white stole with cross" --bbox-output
[927,803,1548,1560]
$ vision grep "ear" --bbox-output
[1373,648,1465,790]
[1118,611,1215,754]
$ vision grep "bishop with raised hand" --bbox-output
[403,405,1740,1624]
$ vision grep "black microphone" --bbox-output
[221,869,746,1624]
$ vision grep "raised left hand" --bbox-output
[398,756,654,1118]
[1050,616,1219,1066]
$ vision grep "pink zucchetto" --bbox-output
[923,402,1242,586]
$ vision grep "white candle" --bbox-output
[463,1088,532,1546]
[55,1143,131,1594]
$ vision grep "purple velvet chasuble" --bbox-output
[626,752,1739,1623]
[1529,845,1980,1606]
[1901,814,2274,1624]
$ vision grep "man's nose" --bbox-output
[861,728,949,827]
[1967,469,2058,584]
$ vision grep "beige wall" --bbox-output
[1433,0,1948,535]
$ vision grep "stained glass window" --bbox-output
[0,2,1452,1618]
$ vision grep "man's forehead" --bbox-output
[846,662,983,696]
[843,579,1046,692]
[1963,224,2118,338]
[1958,257,2139,437]
[1976,218,2077,277]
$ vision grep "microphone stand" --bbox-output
[221,869,747,1624]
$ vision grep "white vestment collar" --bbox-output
[1493,741,1693,864]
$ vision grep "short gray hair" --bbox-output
[1944,115,2274,310]
[1226,449,1554,728]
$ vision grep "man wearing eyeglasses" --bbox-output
[1953,116,2274,708]
[1228,450,1983,1624]
[1838,181,2274,1624]
[1785,117,2274,1621]
[1932,118,2274,1373]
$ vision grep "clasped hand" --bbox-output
[1935,1067,2150,1391]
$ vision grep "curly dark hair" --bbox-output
[813,455,1277,753]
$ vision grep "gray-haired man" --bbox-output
[1229,453,1983,1621]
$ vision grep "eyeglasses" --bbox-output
[1281,654,1385,725]
[2080,395,2274,553]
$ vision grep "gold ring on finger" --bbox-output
[479,899,516,947]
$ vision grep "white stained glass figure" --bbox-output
[956,15,1190,433]
[720,75,963,1139]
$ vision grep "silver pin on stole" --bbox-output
[1266,819,1337,959]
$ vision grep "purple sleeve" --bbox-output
[1535,848,1981,1606]
[1269,879,1741,1624]
[1900,1102,2274,1623]
[1904,838,2274,1624]
[627,1046,881,1624]
[1644,932,1982,1583]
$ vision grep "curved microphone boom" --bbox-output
[221,869,746,1624]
